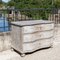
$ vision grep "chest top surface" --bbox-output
[11,20,54,27]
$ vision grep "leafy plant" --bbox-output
[7,0,53,20]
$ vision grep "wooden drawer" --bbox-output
[36,30,53,39]
[23,38,52,52]
[22,23,54,34]
[23,32,42,42]
[40,38,53,48]
[22,26,37,34]
[23,40,41,52]
[23,33,36,42]
[40,24,54,31]
[23,30,53,42]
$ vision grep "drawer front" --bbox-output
[40,24,54,31]
[22,26,37,34]
[36,30,53,39]
[23,34,36,42]
[23,38,53,52]
[23,40,41,52]
[23,30,53,42]
[40,38,53,48]
[22,23,54,34]
[23,33,41,42]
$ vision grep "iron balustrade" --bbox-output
[0,8,60,32]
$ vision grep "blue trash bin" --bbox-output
[0,17,10,32]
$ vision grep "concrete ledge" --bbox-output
[0,34,11,52]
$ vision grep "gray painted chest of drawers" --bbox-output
[11,20,54,56]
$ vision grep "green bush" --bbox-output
[7,0,53,20]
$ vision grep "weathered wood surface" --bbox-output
[11,20,54,53]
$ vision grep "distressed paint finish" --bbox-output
[11,20,54,54]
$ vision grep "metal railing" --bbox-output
[8,8,52,21]
[0,9,10,32]
[0,8,60,32]
[7,8,60,24]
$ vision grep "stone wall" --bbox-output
[0,33,11,51]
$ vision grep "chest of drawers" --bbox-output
[11,20,54,56]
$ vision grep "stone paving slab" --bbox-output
[0,43,60,60]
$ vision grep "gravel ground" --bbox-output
[0,26,60,60]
